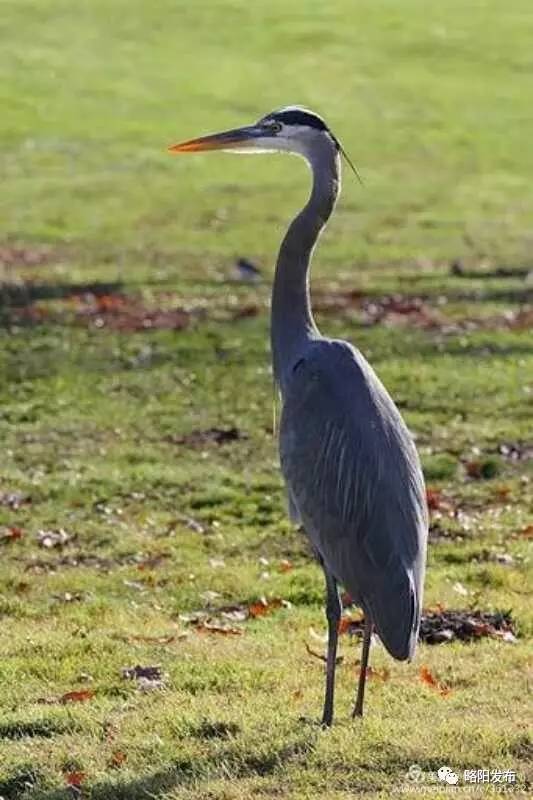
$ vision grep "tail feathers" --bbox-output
[367,569,420,661]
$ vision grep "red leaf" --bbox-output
[110,750,127,768]
[64,771,86,787]
[1,526,24,542]
[60,689,95,704]
[338,614,364,635]
[419,665,451,696]
[426,488,444,510]
[248,597,283,619]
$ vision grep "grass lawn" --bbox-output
[1,0,532,797]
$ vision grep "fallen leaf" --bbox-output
[60,689,95,704]
[109,751,127,768]
[278,559,293,573]
[419,665,450,696]
[426,487,444,510]
[305,643,344,665]
[339,617,363,635]
[518,525,533,539]
[195,621,243,636]
[64,771,86,787]
[465,458,500,479]
[248,597,284,618]
[492,484,512,502]
[0,526,24,542]
[419,608,516,644]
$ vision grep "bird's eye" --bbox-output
[267,121,282,134]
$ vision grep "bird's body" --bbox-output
[279,336,426,660]
[169,106,428,724]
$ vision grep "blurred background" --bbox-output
[2,0,533,276]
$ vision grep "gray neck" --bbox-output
[271,138,340,389]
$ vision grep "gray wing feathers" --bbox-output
[280,339,428,660]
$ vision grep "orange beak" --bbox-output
[168,124,265,154]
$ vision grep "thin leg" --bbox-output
[321,568,341,728]
[352,616,373,718]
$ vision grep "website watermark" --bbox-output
[394,764,521,794]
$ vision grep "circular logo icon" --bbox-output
[406,764,425,783]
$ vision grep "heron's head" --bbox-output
[169,106,343,162]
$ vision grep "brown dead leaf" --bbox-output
[420,608,516,644]
[425,602,446,614]
[419,665,451,696]
[338,615,365,635]
[426,487,456,513]
[64,771,86,788]
[0,526,24,542]
[248,597,284,618]
[492,484,512,502]
[465,460,483,478]
[305,642,344,665]
[60,689,95,704]
[426,487,444,510]
[195,621,243,636]
[278,559,293,573]
[109,750,127,769]
[518,524,533,539]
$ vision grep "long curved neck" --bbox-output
[271,140,340,388]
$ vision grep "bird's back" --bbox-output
[279,338,428,660]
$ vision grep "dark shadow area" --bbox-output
[0,281,123,309]
[23,736,316,799]
[0,719,75,740]
[450,263,532,280]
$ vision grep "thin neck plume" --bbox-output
[271,140,340,389]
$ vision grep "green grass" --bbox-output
[1,0,532,797]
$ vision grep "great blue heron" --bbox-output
[169,106,428,726]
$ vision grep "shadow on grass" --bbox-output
[0,281,124,309]
[27,736,316,799]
